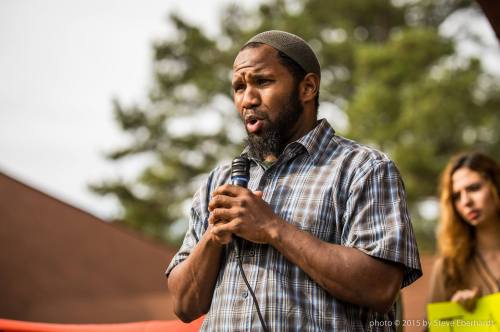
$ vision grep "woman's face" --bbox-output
[452,167,499,226]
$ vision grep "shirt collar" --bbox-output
[241,118,335,162]
[293,118,335,156]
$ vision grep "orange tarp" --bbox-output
[0,317,204,332]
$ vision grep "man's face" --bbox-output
[232,44,305,160]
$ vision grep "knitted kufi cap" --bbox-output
[245,30,321,79]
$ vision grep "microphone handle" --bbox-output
[230,178,247,255]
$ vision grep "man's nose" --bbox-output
[241,86,260,109]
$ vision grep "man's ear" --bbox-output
[300,73,320,104]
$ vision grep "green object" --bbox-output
[427,293,500,332]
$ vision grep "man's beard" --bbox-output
[246,86,304,161]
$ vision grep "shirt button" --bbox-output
[242,291,249,299]
[248,250,255,257]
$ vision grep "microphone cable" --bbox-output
[231,157,269,332]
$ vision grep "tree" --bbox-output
[90,0,500,248]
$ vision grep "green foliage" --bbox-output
[90,0,500,249]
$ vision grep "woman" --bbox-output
[429,152,500,311]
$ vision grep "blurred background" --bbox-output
[1,0,499,328]
[2,0,499,248]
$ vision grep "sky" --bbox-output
[0,0,242,218]
[1,0,499,221]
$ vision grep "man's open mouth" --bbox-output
[245,115,264,134]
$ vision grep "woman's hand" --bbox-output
[451,287,481,312]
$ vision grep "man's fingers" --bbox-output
[210,225,232,245]
[212,184,246,197]
[211,228,232,244]
[208,207,243,226]
[208,208,229,225]
[208,195,234,211]
[212,222,235,237]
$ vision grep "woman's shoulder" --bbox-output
[428,256,450,303]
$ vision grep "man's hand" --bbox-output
[451,287,481,312]
[207,184,281,244]
[207,184,404,313]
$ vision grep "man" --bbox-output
[166,30,422,331]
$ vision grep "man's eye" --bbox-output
[451,192,460,201]
[233,85,245,92]
[257,79,271,86]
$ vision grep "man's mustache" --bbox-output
[243,109,268,121]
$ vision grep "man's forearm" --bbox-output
[167,228,224,322]
[268,220,404,313]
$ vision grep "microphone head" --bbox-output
[231,156,250,188]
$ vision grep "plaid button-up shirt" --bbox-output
[166,119,422,331]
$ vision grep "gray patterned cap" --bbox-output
[244,30,321,79]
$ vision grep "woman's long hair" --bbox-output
[437,152,500,297]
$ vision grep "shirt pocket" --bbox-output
[275,188,338,242]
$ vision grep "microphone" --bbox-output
[231,156,250,188]
[229,156,269,332]
[230,156,249,248]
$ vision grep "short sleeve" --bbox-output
[165,188,206,277]
[165,165,230,277]
[165,191,205,277]
[342,160,422,287]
